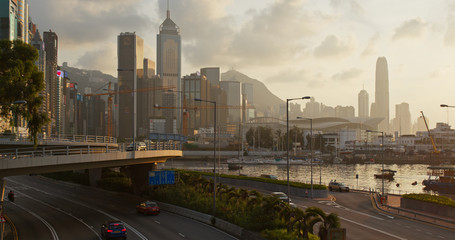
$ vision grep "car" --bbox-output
[101,220,127,240]
[261,174,278,180]
[271,191,291,202]
[328,181,350,192]
[126,142,146,151]
[136,201,160,215]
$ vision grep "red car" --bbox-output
[136,201,160,215]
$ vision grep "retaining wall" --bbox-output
[401,198,455,219]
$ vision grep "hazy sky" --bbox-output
[28,0,455,128]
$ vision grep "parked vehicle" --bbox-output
[101,220,127,240]
[126,142,146,151]
[328,181,349,192]
[136,201,160,215]
[260,174,278,180]
[271,191,290,202]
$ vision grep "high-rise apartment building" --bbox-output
[43,30,59,135]
[371,57,389,133]
[157,6,181,133]
[0,1,18,40]
[358,89,369,117]
[117,32,144,139]
[182,72,210,136]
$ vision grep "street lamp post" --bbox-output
[287,96,311,203]
[367,130,384,197]
[297,117,313,199]
[195,98,216,219]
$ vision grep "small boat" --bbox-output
[374,169,396,180]
[228,163,243,170]
[422,166,455,192]
[412,181,418,185]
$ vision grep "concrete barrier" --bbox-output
[401,198,455,219]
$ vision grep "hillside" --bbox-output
[221,70,284,116]
[60,63,117,94]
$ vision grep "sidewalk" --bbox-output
[374,194,455,230]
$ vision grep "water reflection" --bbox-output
[163,160,451,196]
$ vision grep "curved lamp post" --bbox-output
[194,98,216,219]
[287,96,311,203]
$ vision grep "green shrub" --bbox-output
[402,193,455,208]
[176,169,327,190]
[41,171,89,186]
[97,177,132,193]
[261,229,319,240]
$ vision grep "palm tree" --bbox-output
[306,207,341,240]
[290,208,318,239]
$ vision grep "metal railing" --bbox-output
[0,142,181,161]
[0,134,117,144]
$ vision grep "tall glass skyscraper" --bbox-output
[157,6,181,133]
[371,57,390,133]
[358,89,369,118]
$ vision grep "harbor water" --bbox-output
[163,159,446,195]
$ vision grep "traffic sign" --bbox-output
[149,170,175,185]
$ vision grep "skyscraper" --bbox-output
[117,32,144,138]
[157,5,181,133]
[43,30,59,135]
[358,89,369,117]
[392,102,411,135]
[371,57,389,133]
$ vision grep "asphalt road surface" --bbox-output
[3,175,238,240]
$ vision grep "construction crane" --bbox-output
[154,104,254,136]
[84,83,175,137]
[420,111,440,154]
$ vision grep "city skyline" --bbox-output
[28,0,455,128]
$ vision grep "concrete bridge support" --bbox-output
[89,168,103,187]
[128,163,157,195]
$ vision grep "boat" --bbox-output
[374,169,396,180]
[422,166,455,191]
[228,163,243,170]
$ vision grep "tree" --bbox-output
[306,207,340,240]
[0,40,49,146]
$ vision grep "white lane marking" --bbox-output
[378,212,394,219]
[10,187,100,239]
[178,232,185,238]
[438,235,445,239]
[9,179,147,240]
[11,202,59,240]
[318,200,385,220]
[154,220,161,224]
[340,216,407,240]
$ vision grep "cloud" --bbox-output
[76,44,117,72]
[331,68,362,82]
[29,0,152,49]
[360,33,380,57]
[313,35,355,58]
[392,18,428,40]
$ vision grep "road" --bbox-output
[291,191,455,240]
[3,175,238,240]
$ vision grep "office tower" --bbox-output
[358,89,369,117]
[157,5,181,133]
[0,1,18,40]
[335,106,355,118]
[137,59,162,137]
[242,83,254,121]
[31,30,50,134]
[43,30,59,135]
[201,67,220,86]
[220,81,242,128]
[371,57,389,133]
[117,32,144,138]
[182,72,211,136]
[393,102,411,135]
